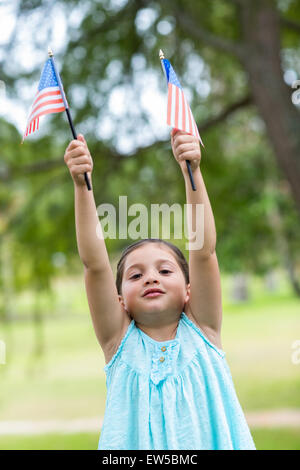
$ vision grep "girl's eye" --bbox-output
[130,270,171,279]
[130,274,141,279]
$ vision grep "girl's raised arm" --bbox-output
[171,130,223,350]
[64,135,131,361]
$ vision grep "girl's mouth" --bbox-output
[144,292,164,298]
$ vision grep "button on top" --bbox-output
[161,346,166,352]
[159,356,165,363]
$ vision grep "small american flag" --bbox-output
[161,58,204,146]
[22,58,66,141]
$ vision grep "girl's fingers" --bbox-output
[174,143,194,156]
[70,163,92,175]
[70,155,91,166]
[66,146,89,160]
[67,139,85,152]
[177,151,200,162]
[171,128,181,138]
[77,134,85,143]
[173,133,197,149]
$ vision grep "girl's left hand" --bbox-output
[171,129,201,174]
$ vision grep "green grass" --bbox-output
[251,428,300,450]
[221,294,300,410]
[0,428,299,450]
[0,318,107,420]
[0,432,99,450]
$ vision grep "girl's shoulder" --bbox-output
[183,308,224,353]
[103,315,133,365]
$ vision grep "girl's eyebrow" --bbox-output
[125,258,176,274]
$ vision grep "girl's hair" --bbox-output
[116,238,189,295]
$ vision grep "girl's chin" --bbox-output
[133,302,167,313]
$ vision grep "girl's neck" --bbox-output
[136,317,180,342]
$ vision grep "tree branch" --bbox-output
[200,94,252,131]
[173,8,245,60]
[280,17,300,35]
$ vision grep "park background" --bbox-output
[0,0,300,450]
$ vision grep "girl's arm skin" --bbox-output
[64,135,130,361]
[171,130,223,349]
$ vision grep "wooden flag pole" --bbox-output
[159,49,196,191]
[48,47,91,191]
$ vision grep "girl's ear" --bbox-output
[185,283,190,303]
[118,295,127,312]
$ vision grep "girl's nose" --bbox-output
[144,272,159,285]
[145,279,159,285]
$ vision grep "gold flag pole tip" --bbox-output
[48,46,53,57]
[159,49,165,60]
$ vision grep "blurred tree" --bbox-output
[169,0,300,214]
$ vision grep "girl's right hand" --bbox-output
[64,134,93,187]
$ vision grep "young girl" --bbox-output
[64,130,256,450]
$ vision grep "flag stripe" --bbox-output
[174,85,179,129]
[187,105,193,136]
[182,95,188,133]
[192,110,196,136]
[29,98,64,120]
[24,107,65,138]
[167,83,172,126]
[31,92,62,112]
[171,84,176,128]
[33,87,61,107]
[29,105,66,123]
[182,90,186,134]
[178,89,183,130]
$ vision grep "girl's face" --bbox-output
[119,244,190,323]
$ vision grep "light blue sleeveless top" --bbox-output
[98,312,256,450]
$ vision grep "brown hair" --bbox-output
[116,238,189,295]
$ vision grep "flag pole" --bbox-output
[159,49,196,191]
[48,47,91,191]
